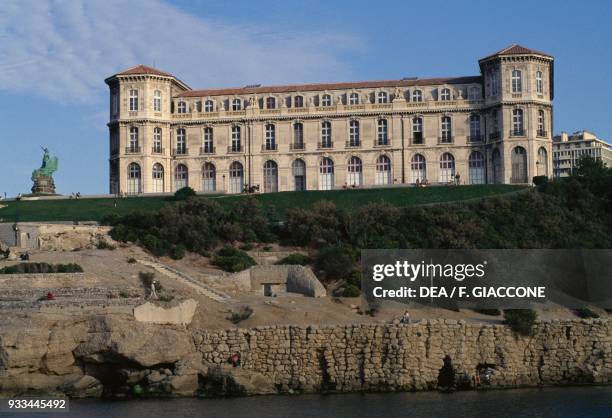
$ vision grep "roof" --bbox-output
[177,76,482,98]
[480,44,553,61]
[115,64,174,77]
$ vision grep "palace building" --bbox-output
[105,44,554,195]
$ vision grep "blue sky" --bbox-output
[0,0,610,197]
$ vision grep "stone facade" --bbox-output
[105,44,554,195]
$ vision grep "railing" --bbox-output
[125,146,141,154]
[318,141,333,149]
[172,148,188,156]
[200,146,216,154]
[261,143,278,151]
[489,132,501,141]
[372,103,392,109]
[151,147,164,154]
[467,134,483,143]
[345,140,361,148]
[438,136,454,144]
[290,143,305,150]
[537,130,548,138]
[227,145,242,153]
[510,129,525,137]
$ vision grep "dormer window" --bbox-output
[512,69,522,93]
[440,88,451,101]
[377,91,388,104]
[266,97,276,109]
[177,101,187,114]
[204,100,214,112]
[129,89,138,111]
[321,94,332,107]
[294,95,304,108]
[232,98,242,111]
[412,90,423,102]
[349,92,359,105]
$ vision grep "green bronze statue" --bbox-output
[31,147,59,194]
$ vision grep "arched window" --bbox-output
[321,121,332,148]
[229,162,244,194]
[469,151,485,184]
[266,97,276,109]
[511,69,522,93]
[231,98,242,111]
[511,146,528,183]
[265,124,276,150]
[204,100,214,112]
[176,128,187,154]
[153,90,161,112]
[319,157,334,190]
[536,70,543,94]
[321,94,332,107]
[293,123,304,149]
[440,88,451,101]
[203,127,214,153]
[202,162,216,192]
[175,164,188,190]
[512,109,524,136]
[412,89,423,102]
[349,92,359,105]
[492,149,502,184]
[377,119,388,145]
[294,95,304,108]
[537,110,546,136]
[177,101,187,114]
[377,91,388,104]
[439,153,455,183]
[293,159,306,191]
[152,163,164,193]
[129,89,138,111]
[128,127,139,152]
[412,117,423,144]
[537,147,548,177]
[127,162,141,194]
[347,156,363,186]
[231,126,241,152]
[468,87,480,100]
[469,114,481,142]
[153,127,162,153]
[440,116,452,143]
[349,120,360,147]
[376,155,392,185]
[263,160,278,193]
[411,154,426,183]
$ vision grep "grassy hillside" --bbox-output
[0,184,524,223]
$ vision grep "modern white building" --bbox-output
[552,131,612,178]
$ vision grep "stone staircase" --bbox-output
[137,259,232,303]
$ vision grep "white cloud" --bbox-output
[0,0,361,103]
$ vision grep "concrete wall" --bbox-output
[193,319,610,393]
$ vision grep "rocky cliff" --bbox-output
[0,315,609,397]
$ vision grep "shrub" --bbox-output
[127,257,137,264]
[346,270,362,289]
[532,175,548,187]
[503,309,537,336]
[170,244,186,260]
[0,263,83,274]
[275,253,311,266]
[473,308,501,316]
[213,247,256,272]
[139,271,161,291]
[96,239,116,250]
[159,294,174,302]
[263,245,273,252]
[342,284,361,297]
[239,243,254,251]
[573,307,599,319]
[173,186,196,201]
[228,306,253,324]
[315,245,356,280]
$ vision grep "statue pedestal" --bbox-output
[31,175,56,194]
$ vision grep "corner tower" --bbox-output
[104,65,190,194]
[479,45,554,183]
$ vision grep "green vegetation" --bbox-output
[212,247,256,272]
[172,186,196,201]
[275,253,312,266]
[0,262,83,274]
[342,284,361,297]
[96,238,116,250]
[503,309,538,336]
[473,309,502,316]
[315,245,357,280]
[228,305,254,324]
[0,185,521,223]
[573,308,600,319]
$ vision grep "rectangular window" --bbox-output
[129,89,139,111]
[153,91,161,112]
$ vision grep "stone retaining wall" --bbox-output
[193,319,611,393]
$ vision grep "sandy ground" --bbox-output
[0,245,607,329]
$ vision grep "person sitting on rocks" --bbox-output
[401,310,411,324]
[229,352,241,368]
